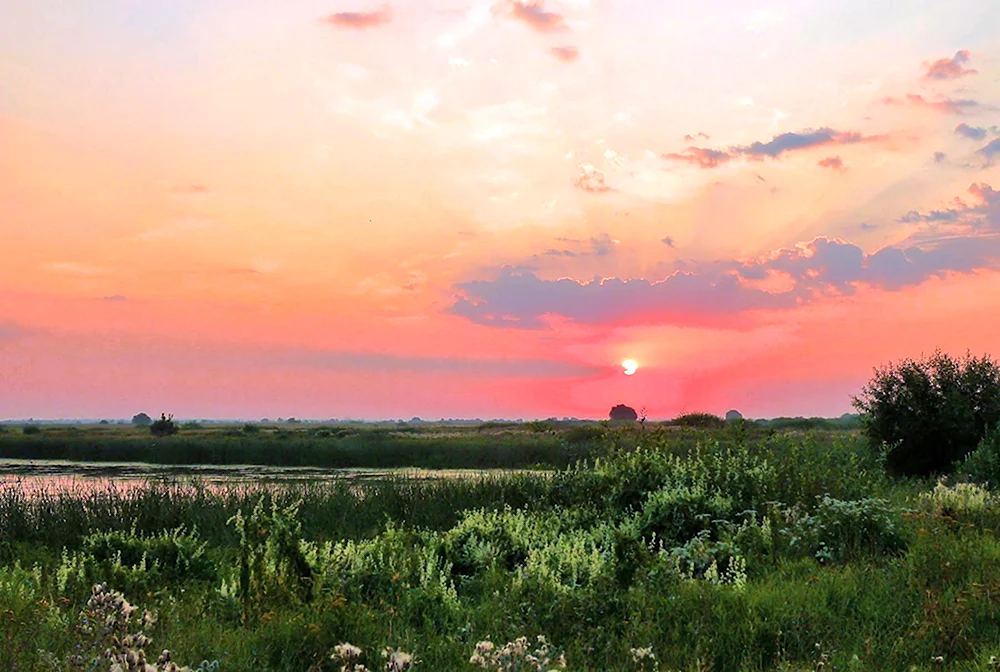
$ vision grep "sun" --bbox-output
[622,359,638,376]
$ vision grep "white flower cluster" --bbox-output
[329,642,417,671]
[469,635,567,671]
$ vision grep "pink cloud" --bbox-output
[509,1,567,32]
[322,4,392,29]
[818,156,845,171]
[550,45,579,62]
[882,93,978,114]
[923,50,977,80]
[574,163,612,193]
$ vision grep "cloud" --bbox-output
[955,123,988,141]
[882,93,978,114]
[934,151,947,163]
[450,183,1000,329]
[662,147,733,169]
[574,163,612,193]
[738,128,876,158]
[661,236,676,247]
[322,5,392,29]
[508,1,567,32]
[980,138,1000,164]
[897,181,999,228]
[923,50,977,80]
[683,132,711,142]
[818,156,845,171]
[550,45,579,61]
[101,295,128,302]
[546,234,617,257]
[663,128,880,169]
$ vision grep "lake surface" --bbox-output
[0,458,524,496]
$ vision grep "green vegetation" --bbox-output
[5,427,1000,670]
[853,350,1000,476]
[0,422,607,470]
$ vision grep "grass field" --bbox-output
[4,426,1000,670]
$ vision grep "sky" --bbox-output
[2,0,1000,420]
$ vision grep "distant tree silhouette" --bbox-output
[131,413,153,426]
[609,404,638,422]
[150,413,178,437]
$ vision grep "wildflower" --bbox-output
[382,647,416,671]
[332,643,364,661]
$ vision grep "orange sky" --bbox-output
[2,1,1000,420]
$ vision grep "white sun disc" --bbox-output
[622,359,638,376]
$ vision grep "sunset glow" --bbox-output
[2,1,1000,420]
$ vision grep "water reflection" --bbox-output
[0,458,513,496]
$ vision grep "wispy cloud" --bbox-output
[661,236,676,248]
[882,93,978,114]
[662,147,733,169]
[544,234,616,258]
[101,295,128,302]
[322,4,392,29]
[923,50,977,80]
[550,45,579,62]
[818,156,845,171]
[663,128,880,169]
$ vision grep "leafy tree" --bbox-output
[150,413,178,437]
[131,413,153,427]
[609,404,638,422]
[852,350,1000,476]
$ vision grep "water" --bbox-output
[0,458,520,496]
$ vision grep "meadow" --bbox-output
[4,423,1000,670]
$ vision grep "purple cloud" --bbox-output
[980,139,1000,164]
[663,128,882,169]
[956,123,988,141]
[449,184,1000,329]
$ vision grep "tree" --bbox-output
[131,413,153,426]
[150,413,178,437]
[852,350,1000,476]
[609,404,638,422]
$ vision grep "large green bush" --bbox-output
[852,350,1000,476]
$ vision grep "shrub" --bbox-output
[132,413,153,426]
[852,350,1000,476]
[962,423,1000,489]
[242,423,260,434]
[21,425,41,435]
[150,413,178,437]
[671,413,725,429]
[609,405,638,422]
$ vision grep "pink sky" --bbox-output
[2,0,1000,420]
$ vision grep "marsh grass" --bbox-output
[5,428,1000,670]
